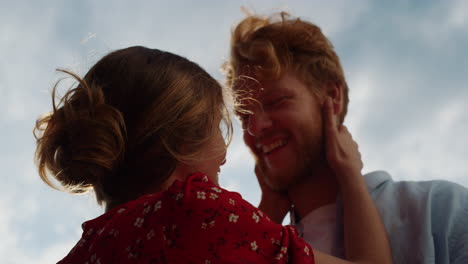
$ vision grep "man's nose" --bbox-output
[247,110,273,136]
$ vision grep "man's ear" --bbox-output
[325,83,343,115]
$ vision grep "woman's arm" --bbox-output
[320,98,393,264]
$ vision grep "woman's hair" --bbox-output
[225,12,349,123]
[34,46,232,209]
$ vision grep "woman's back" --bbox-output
[59,173,314,263]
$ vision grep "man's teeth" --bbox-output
[261,140,286,154]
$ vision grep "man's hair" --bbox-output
[225,12,349,122]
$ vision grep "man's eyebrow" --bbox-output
[261,86,288,99]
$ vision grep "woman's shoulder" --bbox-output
[81,172,268,233]
[173,173,270,220]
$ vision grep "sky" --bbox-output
[1,0,467,263]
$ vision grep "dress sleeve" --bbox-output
[162,173,315,264]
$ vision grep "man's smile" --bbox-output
[256,138,288,155]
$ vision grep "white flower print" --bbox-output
[202,175,209,182]
[147,229,155,240]
[134,217,144,228]
[201,222,207,229]
[281,246,287,254]
[97,227,105,235]
[86,228,94,236]
[204,260,211,264]
[275,253,284,260]
[77,238,87,247]
[304,246,310,255]
[175,193,184,200]
[209,220,215,227]
[270,238,280,245]
[117,208,126,213]
[229,198,235,205]
[257,210,263,217]
[211,187,222,193]
[209,193,218,200]
[229,213,239,223]
[197,191,206,200]
[252,212,260,223]
[89,254,101,264]
[109,229,119,237]
[153,200,162,212]
[142,205,151,215]
[251,241,258,251]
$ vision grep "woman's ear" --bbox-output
[325,83,343,115]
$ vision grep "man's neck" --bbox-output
[288,166,339,221]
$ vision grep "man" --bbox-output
[224,12,468,264]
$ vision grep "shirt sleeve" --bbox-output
[441,182,468,264]
[163,173,315,264]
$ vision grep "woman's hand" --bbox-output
[321,98,393,264]
[323,97,363,186]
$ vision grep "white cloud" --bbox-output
[0,197,29,264]
[345,66,376,132]
[448,0,468,28]
[34,239,78,264]
[294,0,372,36]
[1,1,468,262]
[359,91,468,185]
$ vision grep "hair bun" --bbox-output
[34,70,126,194]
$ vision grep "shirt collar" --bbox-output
[364,170,392,190]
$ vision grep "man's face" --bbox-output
[235,71,326,191]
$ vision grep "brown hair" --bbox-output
[34,46,232,209]
[225,12,349,122]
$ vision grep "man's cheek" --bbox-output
[243,135,256,151]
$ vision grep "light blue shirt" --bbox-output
[296,171,468,264]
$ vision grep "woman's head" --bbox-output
[34,46,231,208]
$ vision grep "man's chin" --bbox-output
[263,171,298,191]
[260,160,312,191]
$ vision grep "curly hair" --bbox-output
[225,12,349,122]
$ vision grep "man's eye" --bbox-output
[265,96,288,107]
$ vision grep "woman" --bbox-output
[34,46,391,263]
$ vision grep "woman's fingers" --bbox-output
[324,97,339,154]
[324,97,337,134]
[322,97,364,176]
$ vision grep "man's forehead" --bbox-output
[233,74,282,99]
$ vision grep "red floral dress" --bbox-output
[58,173,314,263]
